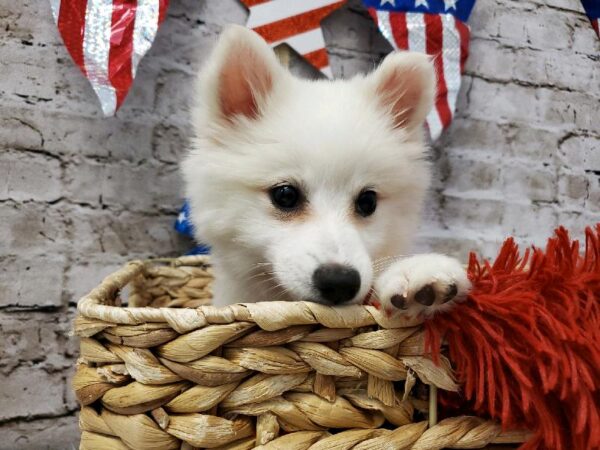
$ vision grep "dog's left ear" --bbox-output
[368,52,436,132]
[200,25,284,123]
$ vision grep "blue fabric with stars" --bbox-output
[362,0,476,23]
[581,0,600,20]
[174,200,211,255]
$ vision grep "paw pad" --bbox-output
[414,284,436,306]
[443,283,458,303]
[390,294,408,310]
[374,254,470,317]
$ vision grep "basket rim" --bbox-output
[76,256,424,331]
[75,257,533,446]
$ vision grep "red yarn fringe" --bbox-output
[425,225,600,450]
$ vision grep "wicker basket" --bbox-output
[73,256,527,450]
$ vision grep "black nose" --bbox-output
[312,264,361,305]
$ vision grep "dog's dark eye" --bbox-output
[270,185,301,210]
[355,190,377,217]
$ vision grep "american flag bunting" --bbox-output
[239,0,346,78]
[50,0,169,116]
[363,0,476,140]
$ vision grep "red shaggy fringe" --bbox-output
[425,225,600,450]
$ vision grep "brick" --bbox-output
[503,125,560,161]
[501,203,559,243]
[442,120,560,162]
[0,202,68,255]
[471,1,575,52]
[330,50,382,78]
[466,39,514,81]
[323,5,382,55]
[0,1,64,41]
[558,134,600,169]
[0,416,79,450]
[584,174,600,211]
[152,125,191,165]
[0,255,66,309]
[440,118,508,153]
[503,164,557,203]
[532,0,589,12]
[544,90,600,133]
[442,197,505,231]
[571,16,600,55]
[0,107,155,163]
[148,11,220,75]
[0,40,99,117]
[444,155,503,193]
[154,70,197,125]
[468,39,600,96]
[66,206,186,257]
[0,151,62,202]
[557,169,589,204]
[0,115,45,150]
[0,366,67,421]
[0,311,77,374]
[64,160,182,212]
[415,230,486,261]
[465,77,600,133]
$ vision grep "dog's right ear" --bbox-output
[200,25,283,123]
[368,51,436,133]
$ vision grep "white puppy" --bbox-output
[183,25,470,316]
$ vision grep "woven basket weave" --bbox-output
[73,256,527,449]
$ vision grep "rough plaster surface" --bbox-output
[0,0,598,447]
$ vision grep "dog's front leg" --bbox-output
[372,254,471,316]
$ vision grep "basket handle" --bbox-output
[76,261,146,319]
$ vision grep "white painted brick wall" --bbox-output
[0,0,598,446]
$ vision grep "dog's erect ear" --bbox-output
[201,25,283,122]
[368,52,436,131]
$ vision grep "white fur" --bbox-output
[183,25,470,314]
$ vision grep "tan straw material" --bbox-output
[74,256,528,449]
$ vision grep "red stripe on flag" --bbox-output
[367,7,378,25]
[57,0,88,75]
[109,0,136,109]
[389,12,409,50]
[303,47,329,69]
[593,19,599,38]
[454,18,470,73]
[424,13,452,129]
[158,0,169,25]
[240,0,271,6]
[252,2,344,43]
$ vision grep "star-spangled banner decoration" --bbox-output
[174,200,211,255]
[581,0,600,38]
[364,0,474,23]
[50,0,169,116]
[238,0,346,78]
[363,0,476,140]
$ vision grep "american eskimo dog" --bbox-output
[183,25,469,316]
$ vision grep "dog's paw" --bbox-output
[372,254,470,317]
